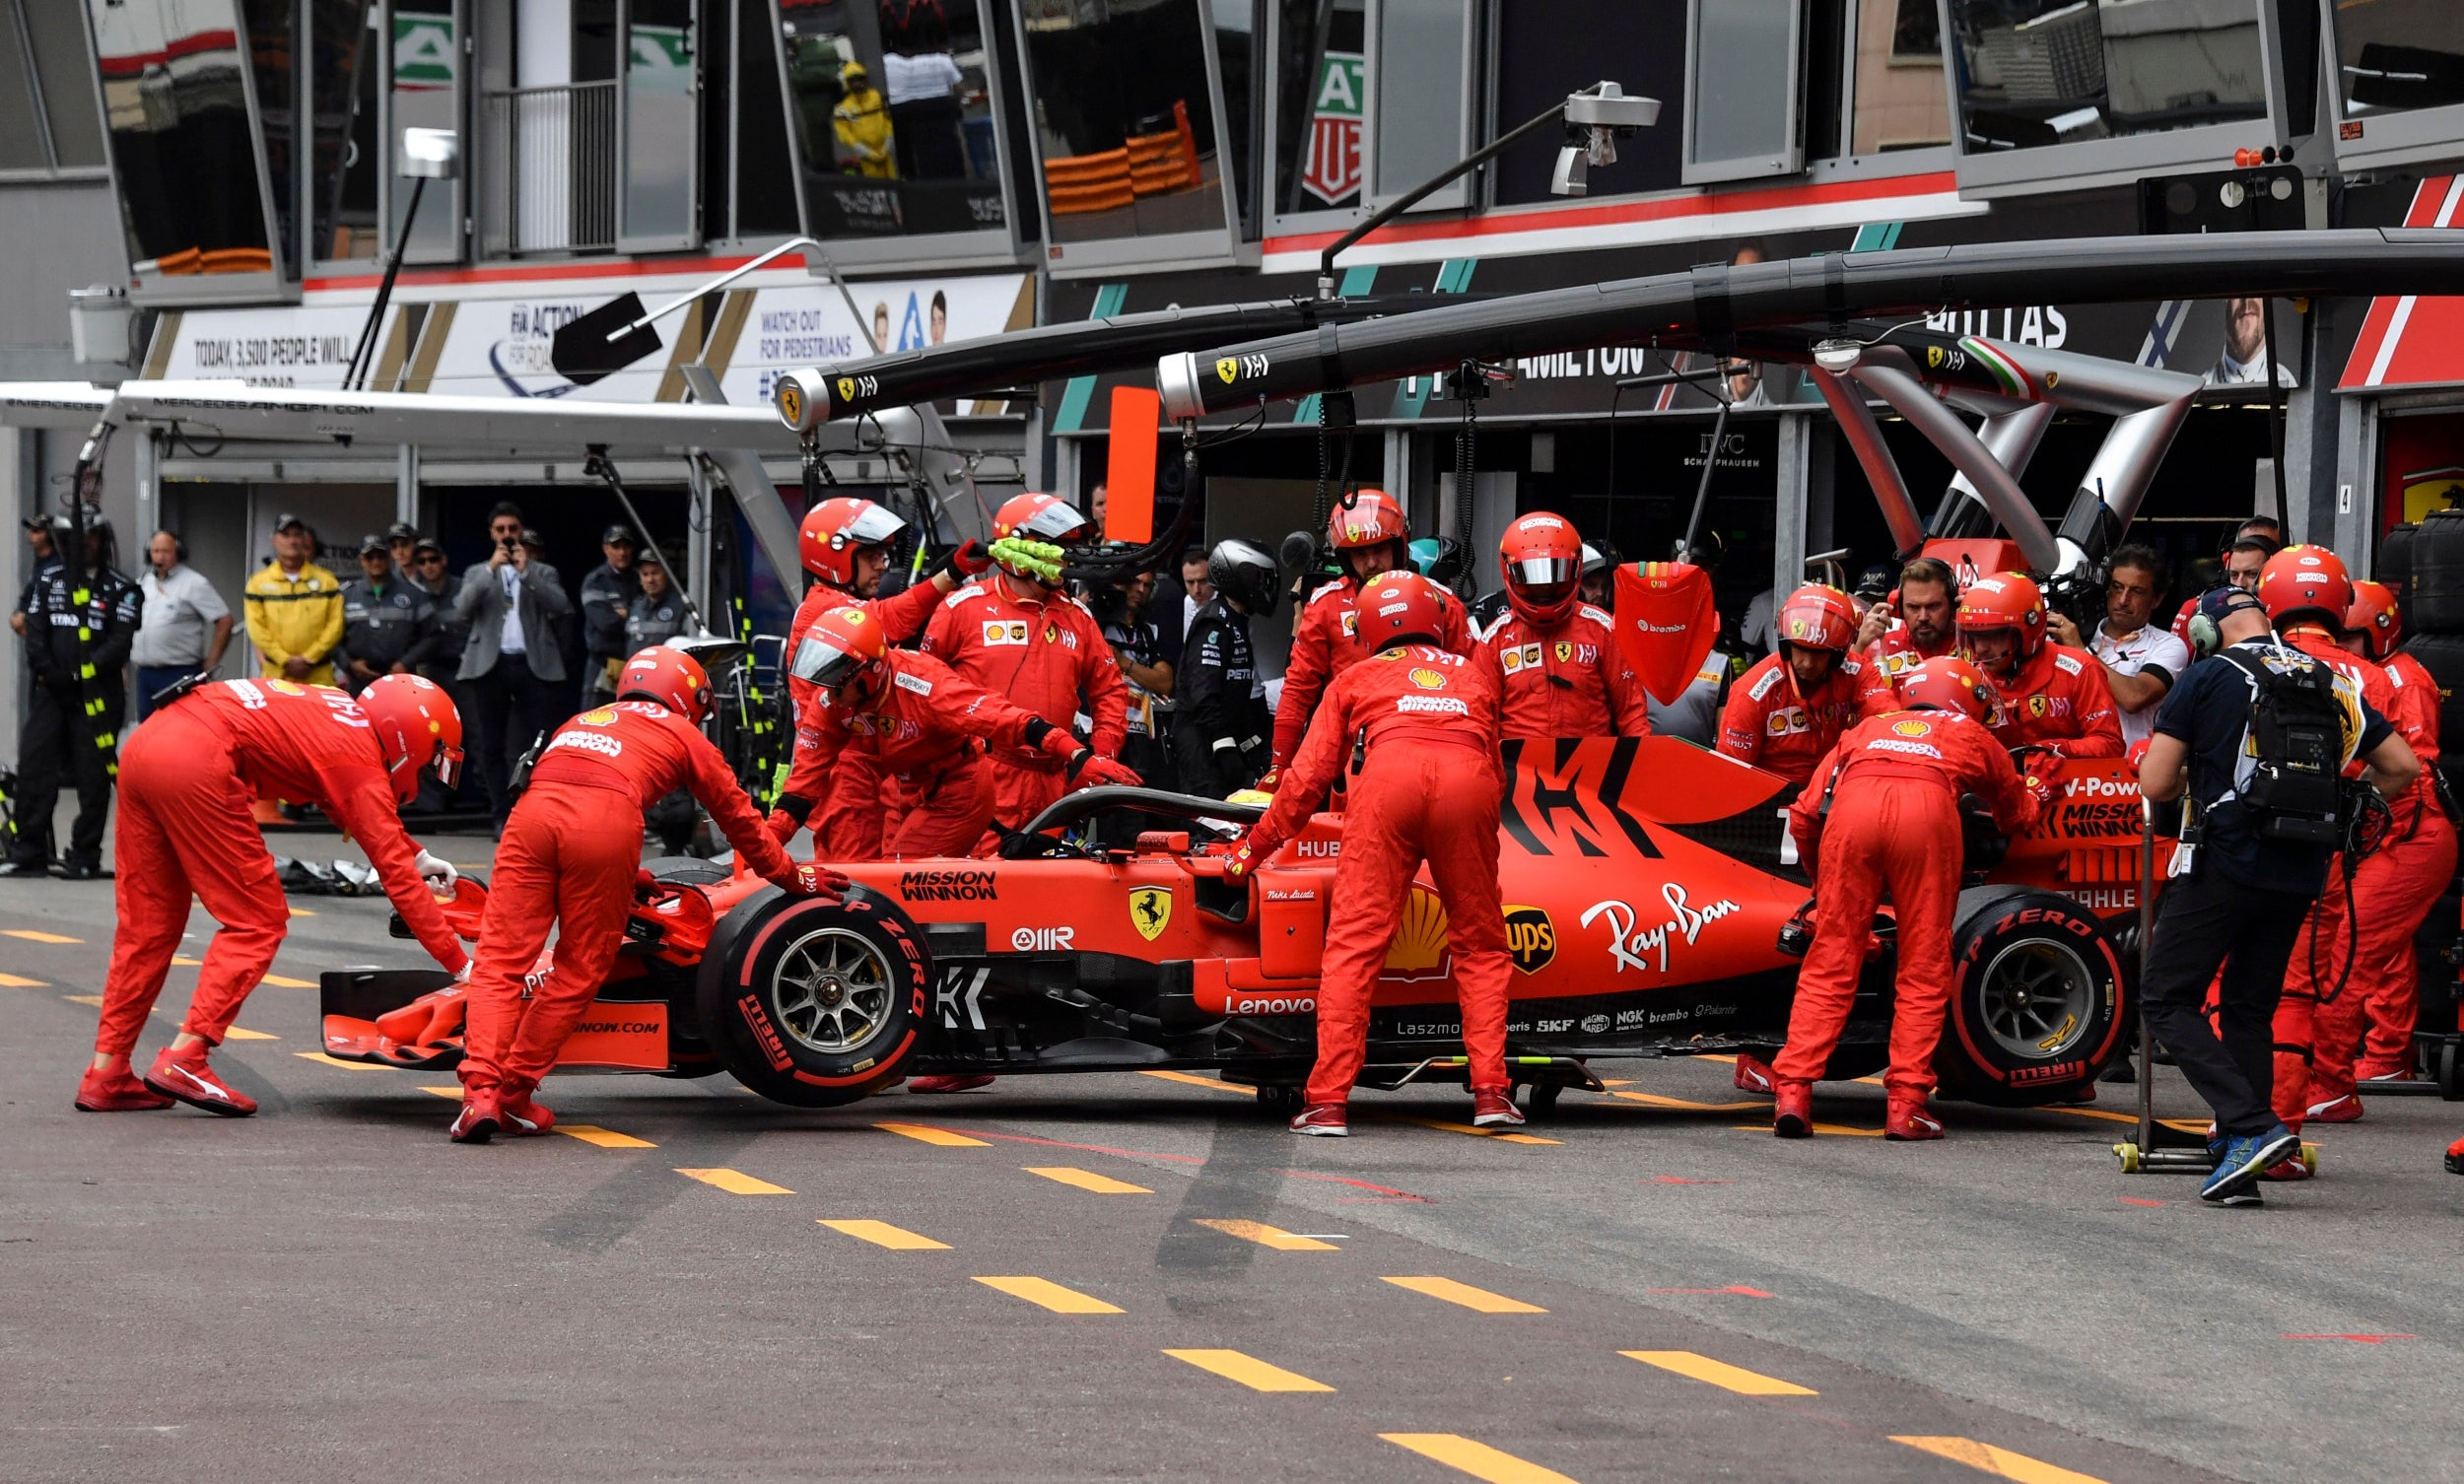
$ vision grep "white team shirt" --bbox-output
[2088,619,2191,748]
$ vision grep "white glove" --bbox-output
[452,960,473,984]
[415,848,458,892]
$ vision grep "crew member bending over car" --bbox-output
[1473,511,1651,740]
[1717,583,1892,787]
[1772,656,2043,1141]
[452,648,846,1143]
[774,496,988,856]
[1268,491,1472,790]
[923,492,1128,846]
[1228,572,1518,1137]
[78,674,469,1116]
[1955,573,2124,758]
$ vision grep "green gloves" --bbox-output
[990,537,1066,583]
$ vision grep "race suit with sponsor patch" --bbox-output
[1779,709,2040,1096]
[1864,624,1955,688]
[923,576,1128,841]
[460,701,805,1097]
[1983,643,2126,758]
[1472,603,1652,740]
[781,576,947,859]
[1244,644,1511,1106]
[1715,650,1894,786]
[1271,575,1474,772]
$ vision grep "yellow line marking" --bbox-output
[562,1124,655,1149]
[874,1121,992,1147]
[1163,1348,1334,1392]
[63,993,103,1007]
[1731,1122,1885,1137]
[1026,1165,1152,1193]
[1394,1116,1562,1145]
[1383,1276,1546,1314]
[4,928,81,944]
[819,1218,950,1250]
[972,1275,1123,1314]
[220,1026,279,1041]
[171,956,203,966]
[1611,1091,1767,1112]
[288,908,315,917]
[1194,1218,1340,1251]
[1141,1068,1259,1095]
[676,1167,793,1195]
[1621,1350,1815,1396]
[54,994,273,1040]
[0,972,46,986]
[1380,1433,1580,1484]
[2047,1105,2212,1134]
[1891,1437,2107,1483]
[295,1050,386,1071]
[261,974,316,988]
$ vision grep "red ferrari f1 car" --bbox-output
[322,737,2154,1114]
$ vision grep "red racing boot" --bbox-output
[2446,1136,2464,1176]
[1733,1054,1777,1095]
[498,1081,556,1137]
[1289,1103,1348,1136]
[142,1043,258,1116]
[1772,1085,1814,1139]
[448,1088,502,1144]
[2307,1093,2362,1124]
[1472,1089,1525,1128]
[76,1056,173,1112]
[1884,1097,1944,1141]
[909,1074,995,1095]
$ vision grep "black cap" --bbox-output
[520,528,545,548]
[384,519,418,542]
[358,533,388,556]
[274,511,308,533]
[634,546,664,569]
[412,536,445,557]
[1855,563,1894,601]
[601,523,636,546]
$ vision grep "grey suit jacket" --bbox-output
[453,559,572,682]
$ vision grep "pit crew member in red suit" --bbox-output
[2308,580,2454,1116]
[452,648,844,1142]
[2260,552,2444,1154]
[1267,489,1472,789]
[1956,573,2124,758]
[1857,556,1959,688]
[1716,584,1893,787]
[1472,511,1651,739]
[77,674,469,1116]
[921,492,1128,844]
[1774,656,2043,1140]
[1228,572,1517,1137]
[772,496,988,856]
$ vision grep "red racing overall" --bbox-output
[459,701,805,1097]
[923,575,1127,843]
[1716,650,1893,786]
[1866,625,1954,688]
[1472,603,1652,740]
[1778,710,2039,1095]
[784,577,944,859]
[1271,576,1473,773]
[1243,645,1511,1107]
[97,679,467,1056]
[1983,643,2126,757]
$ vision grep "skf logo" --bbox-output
[1129,887,1172,941]
[1504,905,1555,975]
[982,620,1030,646]
[1554,641,1573,663]
[1215,357,1238,383]
[1407,667,1447,690]
[1891,718,1931,738]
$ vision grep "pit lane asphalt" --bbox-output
[4,833,2460,1484]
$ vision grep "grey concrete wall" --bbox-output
[0,180,129,379]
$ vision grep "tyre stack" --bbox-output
[2392,510,2464,1066]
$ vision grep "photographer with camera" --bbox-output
[2137,581,2417,1206]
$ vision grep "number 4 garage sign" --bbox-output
[1302,51,1365,207]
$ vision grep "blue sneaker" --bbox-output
[2202,1124,2299,1203]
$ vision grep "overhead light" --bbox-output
[1813,339,1864,373]
[69,284,133,368]
[1551,82,1659,198]
[399,126,460,180]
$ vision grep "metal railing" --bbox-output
[482,80,617,254]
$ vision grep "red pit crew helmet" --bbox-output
[1897,654,2002,723]
[798,497,909,588]
[2257,544,2354,630]
[1499,510,1583,625]
[2346,578,2401,660]
[617,645,713,722]
[1353,571,1449,654]
[1954,572,2049,661]
[789,604,888,692]
[1775,583,1857,654]
[360,673,463,803]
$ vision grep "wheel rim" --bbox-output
[1977,937,2096,1061]
[769,926,895,1054]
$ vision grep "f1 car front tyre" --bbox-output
[695,886,930,1108]
[1935,888,2128,1106]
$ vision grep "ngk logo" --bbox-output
[2063,776,2140,799]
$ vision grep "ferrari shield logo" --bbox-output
[2027,695,2049,718]
[1927,345,1945,369]
[836,377,856,403]
[778,383,804,425]
[1554,641,1573,662]
[1129,887,1172,941]
[1216,358,1238,384]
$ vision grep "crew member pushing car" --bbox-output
[773,496,988,857]
[1472,511,1651,740]
[1716,583,1892,787]
[922,492,1127,847]
[78,674,469,1116]
[1773,656,2044,1140]
[1228,572,1518,1137]
[451,648,846,1143]
[1956,573,2124,758]
[1267,491,1472,791]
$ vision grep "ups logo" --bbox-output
[983,621,1030,646]
[1504,905,1555,975]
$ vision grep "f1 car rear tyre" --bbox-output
[696,886,930,1108]
[1935,888,2127,1106]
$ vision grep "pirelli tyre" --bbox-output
[1935,887,2128,1105]
[695,885,930,1107]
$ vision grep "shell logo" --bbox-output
[267,680,305,696]
[1891,718,1931,738]
[1380,886,1453,980]
[1407,667,1447,690]
[579,708,618,725]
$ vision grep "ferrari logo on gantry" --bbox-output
[1129,887,1172,941]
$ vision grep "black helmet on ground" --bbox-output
[1209,538,1281,620]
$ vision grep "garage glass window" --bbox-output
[1265,0,1473,229]
[0,0,108,176]
[1946,0,2267,155]
[308,0,383,262]
[2324,0,2464,169]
